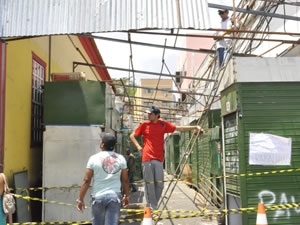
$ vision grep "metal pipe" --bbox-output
[208,2,300,21]
[122,30,300,44]
[129,103,188,112]
[128,27,300,38]
[258,42,285,56]
[221,115,228,225]
[0,41,6,172]
[115,94,190,104]
[83,33,300,53]
[113,83,205,95]
[73,61,216,82]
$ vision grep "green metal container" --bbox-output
[44,80,123,153]
[44,81,110,125]
[221,81,300,225]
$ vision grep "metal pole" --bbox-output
[0,41,6,172]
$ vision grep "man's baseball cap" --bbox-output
[145,106,160,114]
[218,9,229,14]
[101,133,116,150]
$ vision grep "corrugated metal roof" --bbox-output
[0,0,210,38]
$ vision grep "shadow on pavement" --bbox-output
[120,179,145,225]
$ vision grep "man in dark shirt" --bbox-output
[126,148,137,192]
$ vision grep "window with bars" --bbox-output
[31,54,45,146]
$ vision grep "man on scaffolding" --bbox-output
[214,9,233,67]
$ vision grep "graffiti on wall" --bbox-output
[258,190,300,219]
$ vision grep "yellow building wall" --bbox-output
[4,35,99,186]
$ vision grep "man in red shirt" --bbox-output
[129,106,202,210]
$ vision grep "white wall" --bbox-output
[43,125,102,222]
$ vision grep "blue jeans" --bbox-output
[0,196,5,225]
[91,192,122,225]
[217,47,225,67]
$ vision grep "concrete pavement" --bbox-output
[120,173,220,225]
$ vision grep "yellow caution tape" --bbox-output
[12,193,300,218]
[12,167,300,192]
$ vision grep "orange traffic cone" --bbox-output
[141,207,153,225]
[256,202,268,225]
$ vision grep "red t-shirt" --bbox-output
[134,120,176,162]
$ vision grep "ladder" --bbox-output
[156,47,234,221]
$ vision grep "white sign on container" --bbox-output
[249,133,291,166]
